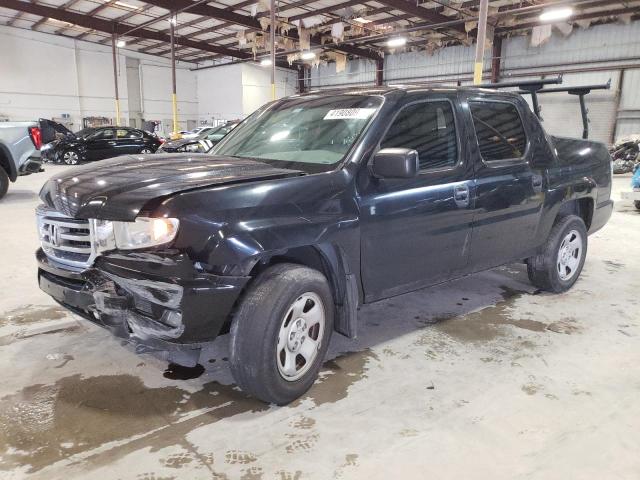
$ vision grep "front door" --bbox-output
[461,94,546,271]
[358,94,475,302]
[85,128,116,160]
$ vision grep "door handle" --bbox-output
[453,183,470,208]
[108,141,117,145]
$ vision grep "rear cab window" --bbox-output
[469,100,527,162]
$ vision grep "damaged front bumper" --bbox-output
[37,248,250,366]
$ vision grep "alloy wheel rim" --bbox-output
[276,292,325,382]
[63,151,78,165]
[141,148,152,153]
[556,229,583,281]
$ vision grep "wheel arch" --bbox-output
[557,197,594,230]
[245,244,360,339]
[0,144,17,182]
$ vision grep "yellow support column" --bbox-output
[172,93,179,138]
[473,0,489,85]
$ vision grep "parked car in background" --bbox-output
[157,122,238,153]
[42,126,161,164]
[0,121,42,200]
[181,126,214,139]
[36,86,613,404]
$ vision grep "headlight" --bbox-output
[114,217,180,250]
[92,217,179,251]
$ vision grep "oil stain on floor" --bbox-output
[0,305,69,327]
[432,286,552,344]
[0,348,379,473]
[0,374,268,473]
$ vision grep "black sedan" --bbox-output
[157,123,238,154]
[41,126,162,165]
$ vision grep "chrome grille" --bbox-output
[36,205,95,269]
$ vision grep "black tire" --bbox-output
[634,200,640,211]
[527,215,588,293]
[0,168,9,200]
[229,263,334,405]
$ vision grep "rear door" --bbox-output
[115,128,144,155]
[461,94,546,271]
[359,93,475,301]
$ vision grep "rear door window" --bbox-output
[380,101,458,171]
[469,101,527,161]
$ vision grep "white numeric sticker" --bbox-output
[323,108,376,120]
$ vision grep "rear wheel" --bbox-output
[527,215,588,293]
[0,168,9,200]
[140,147,153,154]
[634,200,640,211]
[229,263,334,405]
[62,150,80,165]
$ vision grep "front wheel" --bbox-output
[229,263,334,405]
[62,150,80,165]
[527,215,588,293]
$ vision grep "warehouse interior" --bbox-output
[0,0,639,479]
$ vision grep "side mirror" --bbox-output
[371,148,419,179]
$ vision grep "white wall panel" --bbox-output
[0,25,197,133]
[196,64,244,122]
[241,64,297,115]
[311,58,376,87]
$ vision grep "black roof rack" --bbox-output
[516,79,611,139]
[479,75,564,120]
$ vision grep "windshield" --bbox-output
[75,128,96,138]
[195,126,219,139]
[213,95,382,173]
[204,124,234,141]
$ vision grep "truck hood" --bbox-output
[39,153,303,221]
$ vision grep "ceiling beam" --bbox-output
[140,0,262,31]
[374,0,466,34]
[139,0,381,60]
[0,0,253,59]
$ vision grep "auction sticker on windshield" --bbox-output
[324,108,376,120]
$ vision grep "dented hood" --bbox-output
[39,153,303,221]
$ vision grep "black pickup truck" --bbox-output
[36,85,612,404]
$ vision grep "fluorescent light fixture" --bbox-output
[539,7,573,22]
[353,17,371,24]
[114,1,139,9]
[300,51,316,60]
[387,37,406,47]
[260,58,272,66]
[116,39,126,48]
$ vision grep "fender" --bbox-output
[534,173,598,249]
[156,170,363,338]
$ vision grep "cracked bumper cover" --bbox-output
[37,248,250,366]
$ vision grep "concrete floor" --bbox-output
[0,164,638,480]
